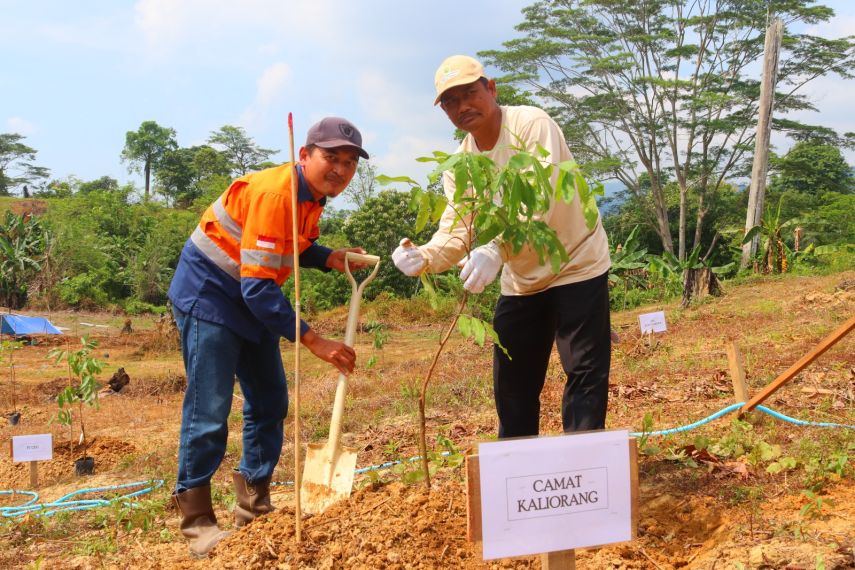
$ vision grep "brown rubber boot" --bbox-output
[232,470,275,527]
[173,486,232,559]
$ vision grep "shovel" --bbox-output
[301,251,381,514]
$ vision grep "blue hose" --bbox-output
[630,403,855,438]
[0,480,164,519]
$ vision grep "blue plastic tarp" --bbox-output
[1,315,62,335]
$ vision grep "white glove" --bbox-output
[460,242,503,293]
[392,238,427,277]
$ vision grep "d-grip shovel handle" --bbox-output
[327,252,381,448]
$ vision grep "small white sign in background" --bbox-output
[478,430,632,560]
[11,434,53,463]
[638,310,667,334]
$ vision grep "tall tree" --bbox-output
[207,125,278,176]
[121,121,177,201]
[769,139,854,196]
[343,161,378,209]
[156,145,231,207]
[0,133,50,196]
[482,0,855,259]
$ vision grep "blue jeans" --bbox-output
[173,308,288,492]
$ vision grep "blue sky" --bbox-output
[3,1,854,204]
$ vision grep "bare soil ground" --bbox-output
[0,270,854,569]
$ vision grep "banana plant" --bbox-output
[742,197,801,274]
[608,225,649,310]
[0,211,48,308]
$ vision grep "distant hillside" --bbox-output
[599,181,626,215]
[0,196,49,216]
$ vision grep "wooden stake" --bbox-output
[740,18,783,268]
[541,549,575,570]
[29,461,38,489]
[726,342,749,403]
[742,314,855,413]
[288,112,303,543]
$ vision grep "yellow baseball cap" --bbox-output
[433,55,485,105]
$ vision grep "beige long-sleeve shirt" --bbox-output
[419,105,611,296]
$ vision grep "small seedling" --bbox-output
[48,336,104,457]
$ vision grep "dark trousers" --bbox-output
[492,272,611,438]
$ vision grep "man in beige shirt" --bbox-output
[393,55,612,438]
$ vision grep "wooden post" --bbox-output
[742,314,855,413]
[726,342,749,403]
[542,550,575,569]
[29,461,38,489]
[740,18,784,268]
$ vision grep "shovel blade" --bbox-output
[301,442,358,514]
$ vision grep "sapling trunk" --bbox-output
[9,351,16,414]
[78,398,86,455]
[418,291,469,490]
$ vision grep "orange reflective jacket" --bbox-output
[190,163,324,285]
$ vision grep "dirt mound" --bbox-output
[0,436,137,489]
[206,480,537,570]
[124,372,186,397]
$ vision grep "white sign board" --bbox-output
[11,434,53,463]
[638,311,667,334]
[478,430,632,560]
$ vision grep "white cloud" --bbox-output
[239,63,291,130]
[133,0,354,59]
[357,68,438,132]
[372,134,458,184]
[805,14,855,39]
[352,68,460,181]
[6,117,36,135]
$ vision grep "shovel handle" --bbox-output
[328,252,381,447]
[345,252,380,266]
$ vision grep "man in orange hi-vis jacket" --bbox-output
[167,117,369,558]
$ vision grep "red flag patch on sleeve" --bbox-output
[256,235,277,249]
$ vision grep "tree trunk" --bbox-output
[681,268,722,307]
[741,19,783,268]
[650,176,674,254]
[144,161,151,202]
[678,184,687,260]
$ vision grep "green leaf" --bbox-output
[431,194,448,223]
[534,142,551,159]
[415,192,432,232]
[742,225,762,245]
[453,161,471,202]
[457,315,473,339]
[507,153,534,171]
[571,172,600,229]
[484,321,510,359]
[471,318,486,347]
[556,169,576,203]
[469,157,487,191]
[376,174,418,187]
[476,222,503,246]
[420,273,438,309]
